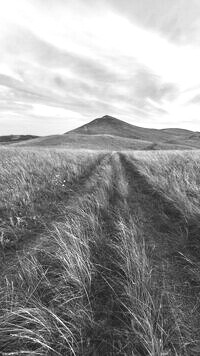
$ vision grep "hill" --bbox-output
[14,115,200,149]
[0,135,39,145]
[67,115,200,147]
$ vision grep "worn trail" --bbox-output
[1,152,200,355]
[120,153,200,352]
[0,153,109,281]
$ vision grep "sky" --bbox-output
[1,0,200,135]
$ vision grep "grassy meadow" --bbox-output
[0,148,200,355]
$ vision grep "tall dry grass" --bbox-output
[1,149,200,355]
[0,149,115,355]
[0,148,105,247]
[129,150,200,220]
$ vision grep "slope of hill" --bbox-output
[14,115,200,149]
[67,115,200,144]
[0,135,39,145]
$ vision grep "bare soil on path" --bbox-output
[1,152,200,355]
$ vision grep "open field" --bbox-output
[1,148,200,355]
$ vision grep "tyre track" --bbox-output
[0,153,128,356]
[119,153,200,354]
[119,153,191,254]
[0,153,110,282]
[88,152,130,356]
[120,153,200,259]
[2,151,200,355]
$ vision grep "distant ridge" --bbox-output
[12,115,200,150]
[0,135,39,145]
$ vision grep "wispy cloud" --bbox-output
[107,0,200,45]
[0,0,200,134]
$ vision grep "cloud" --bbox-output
[132,67,178,102]
[105,0,200,45]
[0,0,200,134]
[189,94,200,104]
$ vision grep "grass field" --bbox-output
[1,148,200,355]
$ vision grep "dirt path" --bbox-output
[119,153,200,352]
[1,152,200,355]
[0,153,110,281]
